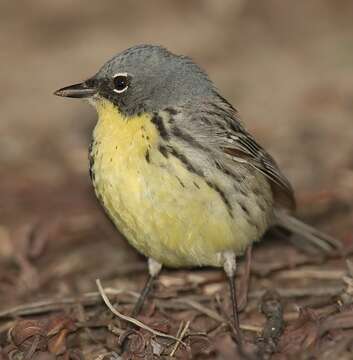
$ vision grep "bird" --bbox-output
[54,44,340,342]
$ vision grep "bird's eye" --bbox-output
[113,73,129,94]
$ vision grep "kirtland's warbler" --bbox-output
[55,45,340,340]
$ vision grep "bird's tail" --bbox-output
[274,210,342,254]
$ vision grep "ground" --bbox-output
[0,1,353,359]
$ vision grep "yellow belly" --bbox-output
[90,100,267,268]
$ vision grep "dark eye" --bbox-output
[113,73,129,93]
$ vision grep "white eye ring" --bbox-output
[112,72,129,94]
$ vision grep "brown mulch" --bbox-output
[0,171,352,359]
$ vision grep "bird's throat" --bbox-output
[92,98,159,158]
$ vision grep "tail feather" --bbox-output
[274,210,342,254]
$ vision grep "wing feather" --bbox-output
[171,95,296,210]
[205,95,296,210]
[222,131,296,211]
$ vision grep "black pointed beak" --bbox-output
[54,81,97,98]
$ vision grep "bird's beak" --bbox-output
[54,81,97,98]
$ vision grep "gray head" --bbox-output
[55,44,216,116]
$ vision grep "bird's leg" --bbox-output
[131,257,162,317]
[238,245,252,312]
[119,259,162,354]
[223,251,242,344]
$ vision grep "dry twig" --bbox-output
[169,320,190,357]
[96,279,183,344]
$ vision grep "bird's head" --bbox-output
[54,44,215,117]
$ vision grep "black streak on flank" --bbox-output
[151,114,170,140]
[239,202,250,216]
[158,145,169,158]
[169,147,204,177]
[193,181,200,189]
[89,162,95,182]
[171,126,208,151]
[207,181,233,217]
[176,176,185,188]
[88,141,95,182]
[200,115,212,126]
[145,150,150,163]
[165,107,179,116]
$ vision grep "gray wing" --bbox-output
[164,94,296,210]
[184,95,296,211]
[212,95,296,211]
[221,127,296,210]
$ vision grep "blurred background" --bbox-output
[1,0,353,193]
[1,0,353,288]
[1,1,353,358]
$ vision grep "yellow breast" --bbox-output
[90,99,262,268]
